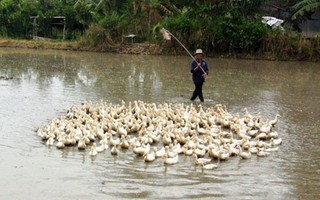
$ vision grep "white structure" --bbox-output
[262,16,284,29]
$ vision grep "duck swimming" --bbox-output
[271,138,282,146]
[164,154,179,165]
[201,163,218,170]
[78,138,86,150]
[96,142,105,153]
[269,114,281,127]
[192,154,212,165]
[89,143,98,156]
[155,146,166,158]
[133,144,150,156]
[110,144,119,155]
[38,100,283,168]
[239,148,251,159]
[46,137,55,146]
[257,149,270,157]
[144,147,156,162]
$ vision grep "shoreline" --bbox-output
[0,38,316,62]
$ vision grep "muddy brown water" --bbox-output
[0,48,319,199]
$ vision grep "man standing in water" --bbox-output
[190,49,208,102]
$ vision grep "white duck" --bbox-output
[96,142,105,153]
[218,149,230,161]
[117,125,128,136]
[235,126,251,140]
[109,135,120,146]
[164,154,179,165]
[196,124,207,135]
[95,128,105,140]
[257,149,270,157]
[269,114,280,126]
[194,147,206,158]
[56,137,66,149]
[249,146,258,154]
[192,154,212,165]
[227,144,239,156]
[89,143,98,156]
[207,146,220,159]
[144,147,156,162]
[186,137,197,149]
[120,135,130,149]
[172,140,184,154]
[202,163,218,170]
[265,147,279,152]
[259,121,271,134]
[110,144,119,155]
[78,138,86,150]
[239,148,251,159]
[46,137,55,146]
[83,135,90,145]
[133,144,150,156]
[269,131,279,138]
[183,146,194,156]
[66,132,77,146]
[162,133,172,145]
[150,132,161,143]
[255,132,268,140]
[271,138,282,146]
[155,146,166,158]
[165,145,177,158]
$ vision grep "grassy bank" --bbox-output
[0,37,161,55]
[0,37,319,62]
[261,33,320,62]
[0,38,80,50]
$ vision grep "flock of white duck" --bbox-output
[37,100,282,170]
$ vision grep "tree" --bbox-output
[0,0,39,37]
[292,0,320,20]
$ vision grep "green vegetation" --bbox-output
[0,0,319,61]
[292,0,320,20]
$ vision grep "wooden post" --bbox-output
[35,17,37,38]
[63,17,66,40]
[31,17,37,39]
[32,17,34,39]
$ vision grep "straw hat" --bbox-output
[194,49,203,55]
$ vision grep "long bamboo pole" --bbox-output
[161,28,206,74]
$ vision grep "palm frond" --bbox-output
[292,0,320,20]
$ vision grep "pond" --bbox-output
[0,48,319,199]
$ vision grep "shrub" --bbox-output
[81,24,110,48]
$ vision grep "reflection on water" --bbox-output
[0,48,319,199]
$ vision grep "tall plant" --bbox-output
[0,0,39,38]
[292,0,320,20]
